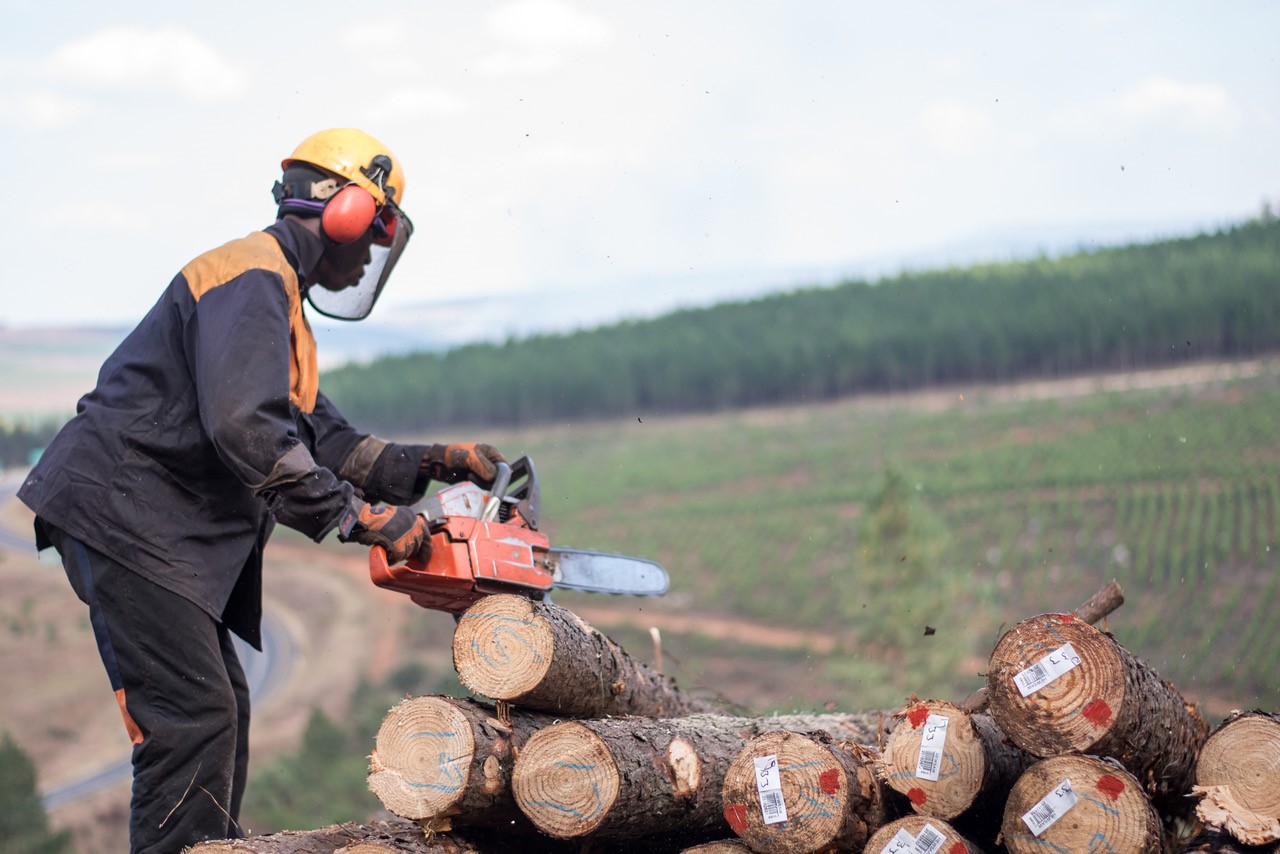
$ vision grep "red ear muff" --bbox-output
[321,184,378,243]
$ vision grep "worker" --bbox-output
[18,128,505,852]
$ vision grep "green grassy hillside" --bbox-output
[433,360,1280,718]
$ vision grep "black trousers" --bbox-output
[45,523,250,853]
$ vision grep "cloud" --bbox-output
[1117,76,1243,131]
[0,90,90,129]
[918,100,995,155]
[45,25,247,101]
[487,0,612,50]
[362,86,469,123]
[1046,76,1246,142]
[477,0,611,76]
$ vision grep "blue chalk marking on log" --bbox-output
[780,761,825,772]
[1079,792,1121,817]
[790,785,838,821]
[940,751,959,779]
[409,731,457,738]
[525,791,605,821]
[1086,831,1117,853]
[459,613,535,625]
[527,800,590,819]
[522,762,606,820]
[493,625,545,664]
[471,639,500,669]
[406,748,466,793]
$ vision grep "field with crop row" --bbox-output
[477,360,1280,715]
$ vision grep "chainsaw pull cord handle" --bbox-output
[480,461,512,522]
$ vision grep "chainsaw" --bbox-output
[368,457,669,613]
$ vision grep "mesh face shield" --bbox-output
[305,206,414,321]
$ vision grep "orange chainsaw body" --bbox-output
[368,457,668,612]
[369,510,554,613]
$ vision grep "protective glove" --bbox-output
[422,442,507,485]
[337,499,431,564]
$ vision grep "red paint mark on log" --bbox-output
[908,706,930,728]
[818,768,840,794]
[1082,699,1112,726]
[1059,613,1076,622]
[1096,774,1126,801]
[908,787,928,806]
[725,803,749,834]
[949,844,968,854]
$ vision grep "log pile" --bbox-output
[203,581,1278,853]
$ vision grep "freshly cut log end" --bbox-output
[999,755,1162,854]
[453,594,716,718]
[367,695,554,827]
[720,730,883,853]
[452,594,554,700]
[986,612,1208,810]
[369,696,477,820]
[679,842,754,853]
[511,721,620,839]
[865,815,984,854]
[878,699,1030,822]
[1194,710,1280,846]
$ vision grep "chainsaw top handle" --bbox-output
[481,461,512,522]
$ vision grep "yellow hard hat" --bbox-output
[282,128,405,208]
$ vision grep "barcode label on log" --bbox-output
[879,824,946,854]
[914,823,945,854]
[753,755,788,825]
[879,828,919,854]
[1013,641,1082,696]
[1021,778,1078,836]
[914,714,950,781]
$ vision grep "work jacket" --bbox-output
[19,220,426,648]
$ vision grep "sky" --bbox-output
[2,1,1277,353]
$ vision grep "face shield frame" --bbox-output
[304,202,414,321]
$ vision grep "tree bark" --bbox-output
[1179,830,1280,853]
[865,815,985,854]
[452,593,718,718]
[182,818,547,853]
[878,699,1032,823]
[1193,710,1280,847]
[999,755,1162,854]
[366,695,560,828]
[985,612,1209,813]
[720,730,886,853]
[510,710,890,841]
